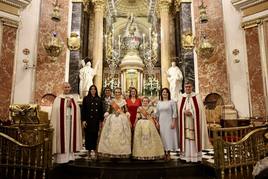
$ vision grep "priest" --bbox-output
[177,81,212,163]
[51,82,82,163]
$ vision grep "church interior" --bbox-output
[0,0,268,179]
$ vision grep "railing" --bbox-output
[0,125,53,179]
[204,125,268,179]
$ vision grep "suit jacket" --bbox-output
[81,96,104,132]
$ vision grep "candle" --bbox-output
[142,34,145,50]
[149,28,151,50]
[112,26,114,50]
[104,34,107,51]
[118,35,121,55]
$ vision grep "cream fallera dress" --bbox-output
[132,106,165,160]
[97,98,131,158]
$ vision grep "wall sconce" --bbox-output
[22,48,35,70]
[43,0,64,62]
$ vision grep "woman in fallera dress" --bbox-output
[97,88,132,158]
[156,88,178,159]
[132,97,165,160]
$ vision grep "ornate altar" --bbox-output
[9,104,40,124]
[103,13,161,95]
[0,104,53,179]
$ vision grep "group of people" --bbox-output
[51,80,212,164]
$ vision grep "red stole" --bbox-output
[59,98,77,153]
[179,95,201,152]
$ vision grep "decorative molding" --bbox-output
[241,19,262,29]
[0,17,19,28]
[0,0,31,9]
[243,1,268,16]
[241,13,268,28]
[232,0,266,10]
[175,0,192,6]
[0,2,19,15]
[158,0,172,13]
[92,0,105,13]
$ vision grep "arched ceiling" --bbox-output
[115,0,148,16]
[106,0,157,17]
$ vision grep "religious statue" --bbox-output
[79,60,99,99]
[123,13,141,53]
[167,61,183,101]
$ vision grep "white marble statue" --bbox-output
[79,61,99,99]
[167,62,183,101]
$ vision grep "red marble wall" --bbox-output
[193,0,230,104]
[0,25,17,119]
[245,27,265,117]
[35,0,69,103]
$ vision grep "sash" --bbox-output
[139,107,148,118]
[192,96,201,152]
[111,101,122,113]
[179,97,186,152]
[139,107,159,129]
[60,98,65,153]
[70,98,77,152]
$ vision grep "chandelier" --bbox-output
[143,76,160,97]
[196,0,216,60]
[142,28,158,76]
[104,30,121,78]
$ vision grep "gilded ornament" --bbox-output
[51,0,61,22]
[9,104,40,124]
[43,32,64,62]
[196,35,216,60]
[181,32,194,49]
[67,32,81,51]
[232,49,240,63]
[264,132,268,140]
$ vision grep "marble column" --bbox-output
[92,0,105,94]
[159,0,171,88]
[69,2,83,94]
[0,18,18,119]
[174,3,181,63]
[245,26,265,117]
[0,20,3,57]
[179,1,195,89]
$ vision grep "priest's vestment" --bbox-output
[51,94,82,163]
[178,92,212,162]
